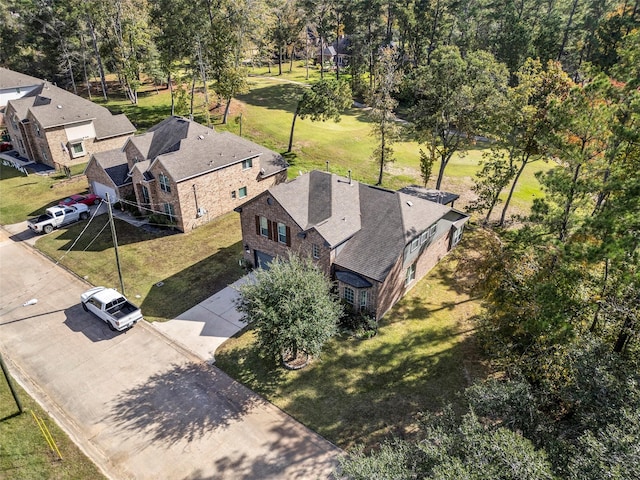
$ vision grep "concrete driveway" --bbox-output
[0,226,341,479]
[153,275,252,363]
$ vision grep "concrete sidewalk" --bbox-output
[153,275,253,363]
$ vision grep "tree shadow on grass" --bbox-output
[44,217,163,251]
[288,327,483,451]
[236,83,301,113]
[108,362,265,445]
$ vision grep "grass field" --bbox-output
[34,212,245,323]
[0,372,106,480]
[0,164,91,225]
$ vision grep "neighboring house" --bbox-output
[3,69,135,168]
[236,170,469,319]
[0,68,42,111]
[85,116,289,232]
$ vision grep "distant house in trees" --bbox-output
[3,68,135,169]
[236,170,469,319]
[84,116,288,232]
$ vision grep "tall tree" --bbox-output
[409,46,509,189]
[235,254,342,367]
[287,78,352,153]
[368,46,402,186]
[498,59,573,226]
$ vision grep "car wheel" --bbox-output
[43,224,53,234]
[80,212,89,220]
[107,321,117,332]
[82,302,88,312]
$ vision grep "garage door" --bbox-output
[254,250,274,270]
[92,182,117,203]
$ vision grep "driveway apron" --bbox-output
[0,227,341,479]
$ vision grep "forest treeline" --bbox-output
[2,1,638,478]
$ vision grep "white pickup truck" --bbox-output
[81,287,143,331]
[28,204,89,234]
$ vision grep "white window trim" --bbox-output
[69,141,86,158]
[242,158,253,170]
[344,286,355,305]
[259,216,269,237]
[277,222,287,244]
[238,186,247,198]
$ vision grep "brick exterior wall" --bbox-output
[238,190,323,268]
[137,158,287,232]
[375,229,453,319]
[239,192,461,319]
[4,106,131,169]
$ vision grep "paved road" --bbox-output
[0,227,341,479]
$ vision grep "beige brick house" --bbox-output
[3,69,135,168]
[85,116,288,232]
[236,170,469,319]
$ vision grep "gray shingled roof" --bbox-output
[7,82,135,139]
[264,171,466,283]
[269,171,361,246]
[0,68,42,90]
[142,117,287,182]
[91,150,131,187]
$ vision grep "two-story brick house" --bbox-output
[85,116,288,232]
[3,71,135,168]
[236,170,469,319]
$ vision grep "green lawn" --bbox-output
[34,212,245,323]
[0,374,106,480]
[0,164,91,225]
[215,228,490,450]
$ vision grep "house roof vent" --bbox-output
[406,200,413,206]
[57,105,62,109]
[198,134,204,140]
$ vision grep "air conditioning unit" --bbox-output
[196,207,207,218]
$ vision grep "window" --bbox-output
[34,123,41,136]
[277,222,287,244]
[242,158,253,169]
[159,173,171,193]
[260,216,269,237]
[69,141,86,158]
[405,263,416,286]
[163,203,175,222]
[410,237,420,252]
[238,186,247,198]
[41,149,48,162]
[312,243,320,259]
[452,226,464,246]
[420,224,437,245]
[141,185,150,205]
[420,231,428,244]
[360,290,367,310]
[231,191,236,199]
[344,287,354,305]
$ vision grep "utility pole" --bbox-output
[0,353,23,414]
[105,193,126,295]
